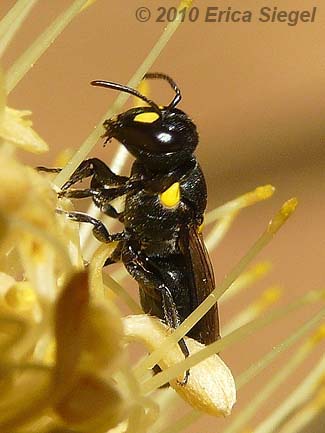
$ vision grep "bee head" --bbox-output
[92,73,198,172]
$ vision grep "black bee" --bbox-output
[39,73,220,382]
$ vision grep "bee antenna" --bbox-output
[91,80,162,115]
[143,72,182,108]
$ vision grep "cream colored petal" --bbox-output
[0,367,52,431]
[54,373,127,433]
[0,107,48,153]
[54,271,89,390]
[0,154,30,213]
[123,314,236,416]
[84,302,123,371]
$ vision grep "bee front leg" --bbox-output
[37,158,129,191]
[63,158,129,190]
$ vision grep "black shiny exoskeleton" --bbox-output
[39,73,220,381]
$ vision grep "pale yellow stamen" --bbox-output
[205,185,276,251]
[141,291,324,394]
[134,199,298,381]
[254,357,325,433]
[6,0,91,94]
[165,310,325,433]
[278,384,325,433]
[223,286,282,335]
[268,198,298,234]
[53,0,194,188]
[205,184,275,224]
[223,322,325,433]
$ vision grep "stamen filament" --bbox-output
[255,355,325,433]
[155,308,325,433]
[103,273,142,314]
[278,383,325,433]
[206,213,236,251]
[6,0,90,93]
[223,320,325,433]
[0,0,38,57]
[89,240,142,313]
[237,314,325,390]
[205,185,275,224]
[89,242,117,300]
[222,286,282,335]
[141,292,324,393]
[134,199,298,380]
[221,262,272,303]
[54,0,194,188]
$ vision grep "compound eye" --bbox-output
[133,112,160,123]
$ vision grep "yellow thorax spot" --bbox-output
[160,182,180,208]
[134,112,159,123]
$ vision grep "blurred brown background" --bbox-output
[1,1,324,432]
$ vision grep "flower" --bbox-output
[0,69,48,154]
[0,148,128,432]
[0,2,324,433]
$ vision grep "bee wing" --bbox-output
[180,225,220,345]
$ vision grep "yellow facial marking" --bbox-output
[134,112,159,123]
[160,182,180,208]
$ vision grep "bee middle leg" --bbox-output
[59,186,127,221]
[57,210,127,243]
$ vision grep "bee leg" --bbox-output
[159,284,190,385]
[58,187,125,221]
[56,210,127,243]
[62,158,129,190]
[122,243,190,385]
[58,188,98,199]
[36,166,61,173]
[91,186,129,221]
